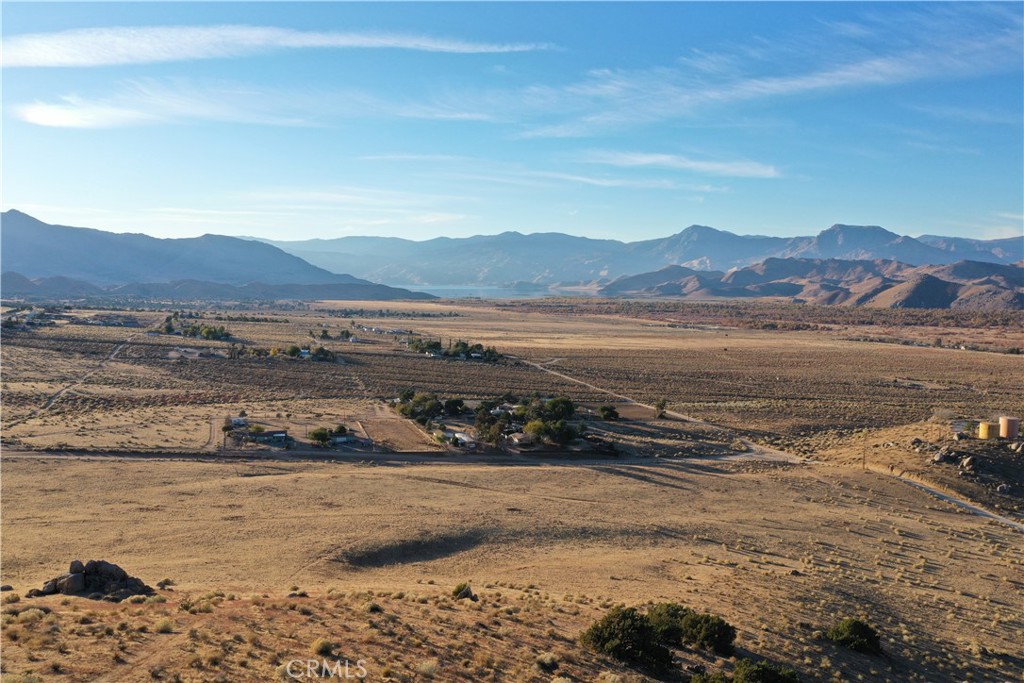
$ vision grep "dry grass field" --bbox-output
[3,457,1023,682]
[2,300,1022,682]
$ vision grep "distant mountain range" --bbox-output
[259,223,1021,287]
[1,209,1020,309]
[0,210,431,300]
[599,258,1023,310]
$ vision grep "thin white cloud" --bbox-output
[13,79,312,128]
[582,151,780,179]
[2,25,553,68]
[243,191,470,211]
[528,171,676,189]
[16,97,160,128]
[11,78,498,129]
[358,153,692,191]
[909,103,1021,126]
[518,4,1023,138]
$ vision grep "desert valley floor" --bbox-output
[1,299,1022,683]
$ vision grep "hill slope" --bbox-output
[599,258,1023,310]
[0,210,365,286]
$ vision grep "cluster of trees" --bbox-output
[160,312,231,339]
[409,337,500,360]
[395,391,443,425]
[581,603,881,681]
[309,328,352,341]
[394,391,468,426]
[518,397,582,446]
[472,396,582,446]
[182,323,231,340]
[309,424,348,447]
[226,344,270,359]
[267,345,337,361]
[580,601,739,672]
[212,314,289,323]
[581,603,797,681]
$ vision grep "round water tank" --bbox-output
[999,416,1020,439]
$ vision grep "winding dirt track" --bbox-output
[8,334,136,428]
[511,355,800,463]
[512,355,1024,533]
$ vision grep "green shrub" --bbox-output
[826,618,882,655]
[579,606,672,671]
[679,612,736,656]
[646,602,692,643]
[733,659,801,683]
[690,673,729,683]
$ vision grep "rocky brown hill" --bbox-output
[599,258,1023,310]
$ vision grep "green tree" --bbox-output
[646,602,692,643]
[579,606,672,672]
[524,419,549,439]
[598,405,620,421]
[309,428,331,447]
[678,612,736,656]
[546,397,575,421]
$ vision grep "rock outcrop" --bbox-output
[26,560,153,602]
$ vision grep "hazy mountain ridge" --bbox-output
[260,223,1020,286]
[0,210,367,286]
[598,258,1023,310]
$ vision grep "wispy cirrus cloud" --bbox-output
[582,151,780,179]
[908,103,1021,126]
[518,3,1023,138]
[11,78,498,129]
[13,79,313,128]
[359,153,721,192]
[1,24,553,68]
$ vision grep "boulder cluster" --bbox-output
[27,560,153,602]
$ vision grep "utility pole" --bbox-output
[862,429,867,471]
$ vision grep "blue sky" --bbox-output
[2,2,1022,242]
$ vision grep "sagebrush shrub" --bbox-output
[733,658,801,683]
[826,618,882,655]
